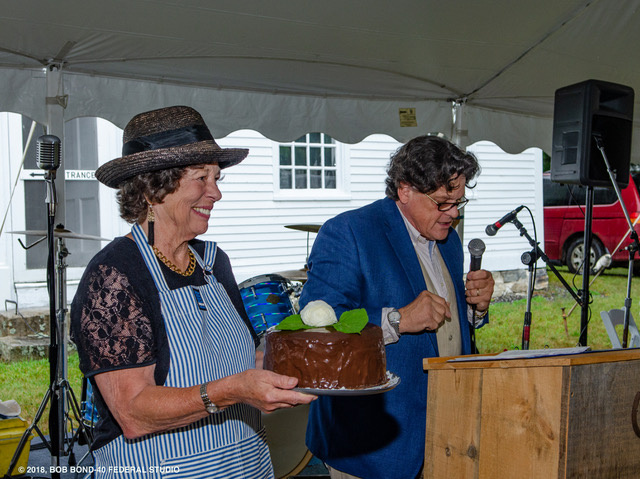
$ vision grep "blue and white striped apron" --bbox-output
[92,224,273,478]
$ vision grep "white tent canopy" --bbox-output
[1,0,639,159]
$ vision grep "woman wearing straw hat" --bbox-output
[71,106,315,478]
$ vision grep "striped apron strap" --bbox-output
[198,240,217,276]
[131,223,171,293]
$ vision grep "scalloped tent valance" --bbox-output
[1,0,639,161]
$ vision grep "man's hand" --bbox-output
[464,269,495,313]
[398,290,451,333]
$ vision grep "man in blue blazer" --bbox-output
[299,136,495,479]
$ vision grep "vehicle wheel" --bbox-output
[566,237,605,274]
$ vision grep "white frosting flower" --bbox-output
[300,300,338,327]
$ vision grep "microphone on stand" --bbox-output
[36,134,62,177]
[35,134,64,476]
[485,205,525,236]
[36,135,61,214]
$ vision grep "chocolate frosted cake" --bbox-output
[264,323,387,389]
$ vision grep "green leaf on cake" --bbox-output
[274,308,369,334]
[334,308,368,334]
[275,314,315,330]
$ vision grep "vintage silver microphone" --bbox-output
[36,134,62,177]
[36,135,61,215]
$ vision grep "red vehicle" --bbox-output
[543,172,640,274]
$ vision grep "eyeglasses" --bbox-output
[422,192,469,211]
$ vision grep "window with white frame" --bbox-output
[278,133,338,190]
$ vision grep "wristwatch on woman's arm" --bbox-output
[200,382,219,414]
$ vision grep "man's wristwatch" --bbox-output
[200,382,219,414]
[387,309,402,336]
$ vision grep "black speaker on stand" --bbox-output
[551,79,634,346]
[551,79,633,188]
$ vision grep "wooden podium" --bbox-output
[423,349,640,478]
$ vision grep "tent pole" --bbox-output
[46,64,66,225]
[452,100,469,150]
[452,100,468,243]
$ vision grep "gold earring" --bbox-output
[147,204,155,245]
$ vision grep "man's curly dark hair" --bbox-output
[385,135,479,200]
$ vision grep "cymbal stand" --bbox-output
[54,235,94,459]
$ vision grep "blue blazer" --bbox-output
[299,197,473,479]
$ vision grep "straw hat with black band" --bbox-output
[95,105,248,189]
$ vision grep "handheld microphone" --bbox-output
[468,238,486,272]
[467,238,486,351]
[36,135,62,177]
[485,205,525,236]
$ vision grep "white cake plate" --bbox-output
[294,371,400,396]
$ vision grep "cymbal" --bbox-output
[285,224,322,233]
[9,228,109,241]
[274,268,308,282]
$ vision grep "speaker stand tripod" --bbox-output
[4,227,93,478]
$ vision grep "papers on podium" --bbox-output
[449,346,591,362]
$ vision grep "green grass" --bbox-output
[477,265,639,353]
[1,265,638,435]
[0,353,84,436]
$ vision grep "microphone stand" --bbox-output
[4,191,92,479]
[520,249,538,350]
[3,170,59,479]
[509,217,583,350]
[46,172,64,478]
[594,134,640,348]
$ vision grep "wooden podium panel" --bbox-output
[423,349,640,478]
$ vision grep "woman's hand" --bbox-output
[213,369,316,414]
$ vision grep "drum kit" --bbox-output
[237,223,322,478]
[237,270,308,476]
[239,273,300,335]
[238,223,322,335]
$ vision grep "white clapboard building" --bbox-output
[0,113,543,309]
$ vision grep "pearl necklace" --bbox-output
[152,246,196,277]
